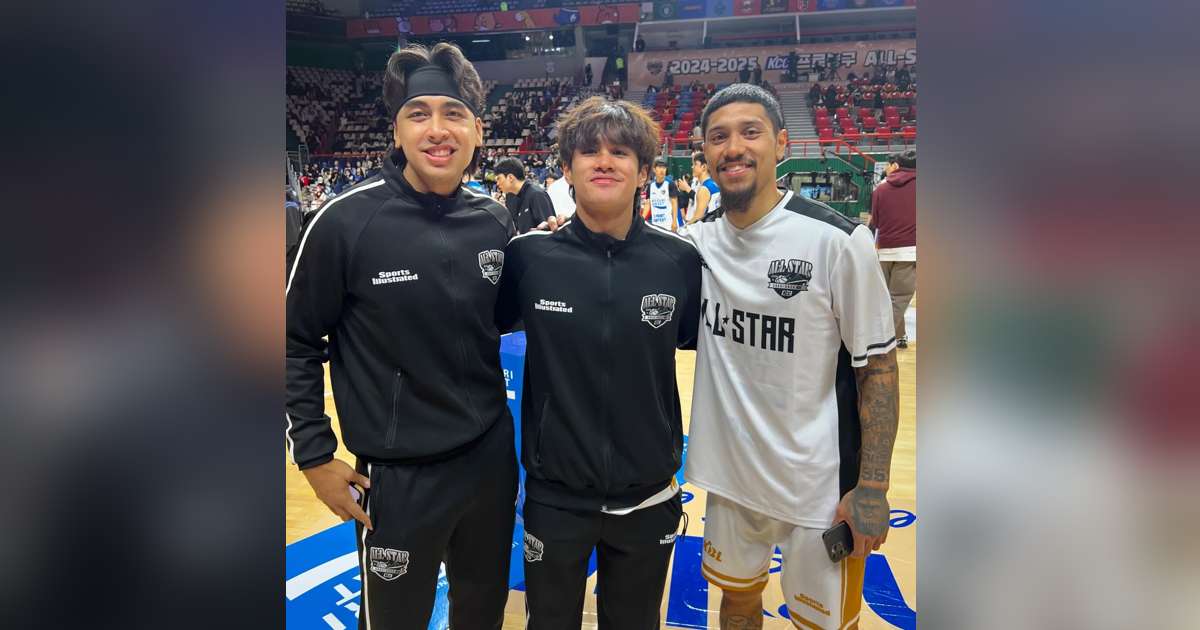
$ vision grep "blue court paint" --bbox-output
[666,534,709,628]
[864,553,917,630]
[890,509,917,528]
[285,521,452,630]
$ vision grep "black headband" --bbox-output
[403,65,475,115]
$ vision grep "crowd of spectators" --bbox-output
[294,149,562,212]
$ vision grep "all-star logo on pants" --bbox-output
[524,532,544,562]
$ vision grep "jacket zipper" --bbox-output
[435,220,485,430]
[385,371,403,448]
[600,245,614,503]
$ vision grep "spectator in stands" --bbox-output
[663,68,674,90]
[739,65,751,84]
[869,149,917,349]
[896,64,911,91]
[808,82,823,107]
[584,63,593,87]
[635,36,646,52]
[874,89,885,114]
[752,63,763,86]
[543,171,558,189]
[615,47,627,83]
[786,50,799,82]
[495,156,555,234]
[824,83,840,111]
[847,71,858,83]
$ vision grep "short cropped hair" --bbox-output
[895,149,916,169]
[383,42,485,174]
[700,83,786,136]
[555,97,661,171]
[493,156,526,180]
[691,151,707,166]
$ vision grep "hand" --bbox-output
[302,458,373,530]
[676,178,691,193]
[833,483,889,559]
[537,213,571,232]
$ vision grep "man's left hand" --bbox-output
[833,483,890,559]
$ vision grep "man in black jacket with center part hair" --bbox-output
[495,96,702,630]
[286,42,517,630]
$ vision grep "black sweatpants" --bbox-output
[522,494,683,630]
[354,418,518,630]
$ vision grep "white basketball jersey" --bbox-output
[683,190,896,527]
[647,179,673,229]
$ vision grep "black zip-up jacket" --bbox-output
[495,212,701,511]
[286,150,516,470]
[505,180,555,234]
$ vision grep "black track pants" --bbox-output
[522,494,683,630]
[354,418,518,630]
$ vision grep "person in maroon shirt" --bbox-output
[870,149,917,347]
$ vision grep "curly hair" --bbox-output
[382,42,485,174]
[554,96,661,172]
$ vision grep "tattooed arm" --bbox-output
[834,349,899,559]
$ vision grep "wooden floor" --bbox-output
[286,342,916,629]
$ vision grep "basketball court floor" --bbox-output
[286,310,916,629]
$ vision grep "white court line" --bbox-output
[286,550,359,600]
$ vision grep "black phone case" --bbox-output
[822,521,854,563]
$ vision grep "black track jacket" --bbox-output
[286,150,516,470]
[495,212,702,511]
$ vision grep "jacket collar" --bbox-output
[382,148,464,216]
[569,204,645,254]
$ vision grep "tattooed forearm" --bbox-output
[855,351,899,487]
[720,614,764,630]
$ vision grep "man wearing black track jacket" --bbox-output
[495,97,702,630]
[286,43,517,630]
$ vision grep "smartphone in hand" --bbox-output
[822,521,854,563]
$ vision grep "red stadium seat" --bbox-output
[901,125,916,139]
[874,128,892,145]
[906,105,917,121]
[818,127,834,144]
[861,116,878,132]
[813,106,828,117]
[843,129,861,144]
[884,105,899,119]
[886,115,902,130]
[858,107,873,120]
[836,107,850,120]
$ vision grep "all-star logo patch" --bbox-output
[640,294,677,329]
[368,547,410,581]
[524,532,544,562]
[767,259,813,298]
[478,249,504,285]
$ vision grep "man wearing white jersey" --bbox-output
[686,84,900,630]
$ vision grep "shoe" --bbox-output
[896,337,908,349]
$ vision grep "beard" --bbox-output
[716,158,757,213]
[719,184,754,214]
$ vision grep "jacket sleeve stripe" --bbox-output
[285,179,387,295]
[644,222,699,250]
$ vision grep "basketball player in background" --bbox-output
[644,156,679,231]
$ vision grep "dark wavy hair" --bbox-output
[383,42,485,174]
[554,97,661,172]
